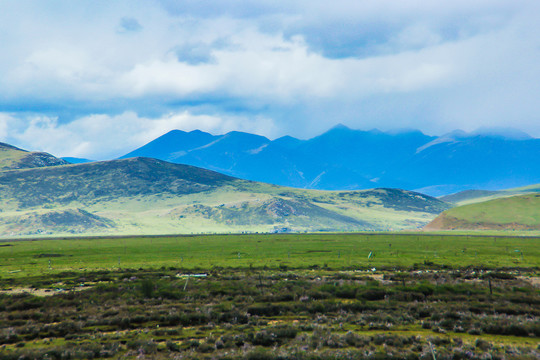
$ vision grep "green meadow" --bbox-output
[1,233,538,279]
[1,233,539,359]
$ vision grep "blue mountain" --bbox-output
[386,132,540,195]
[121,129,219,161]
[119,126,539,195]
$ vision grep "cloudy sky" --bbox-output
[1,0,539,159]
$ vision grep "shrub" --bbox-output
[273,325,298,340]
[253,330,277,346]
[127,340,157,354]
[247,304,283,317]
[140,279,155,298]
[413,283,435,296]
[390,291,425,302]
[197,343,215,353]
[475,339,492,351]
[335,285,358,299]
[358,288,386,301]
[246,348,276,360]
[166,341,180,352]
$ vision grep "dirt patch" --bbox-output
[0,286,89,296]
[34,253,69,258]
[518,276,540,288]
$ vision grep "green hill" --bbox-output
[425,193,540,230]
[440,183,540,206]
[0,154,450,236]
[0,142,68,171]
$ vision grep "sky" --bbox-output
[0,0,539,159]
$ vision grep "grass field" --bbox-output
[0,233,538,359]
[1,233,538,279]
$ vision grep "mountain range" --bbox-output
[2,136,539,236]
[0,142,450,237]
[120,125,540,196]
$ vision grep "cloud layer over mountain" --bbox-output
[1,0,539,158]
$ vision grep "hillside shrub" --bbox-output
[358,288,387,301]
[140,279,154,298]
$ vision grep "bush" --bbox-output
[273,325,298,340]
[253,330,277,346]
[166,341,180,352]
[247,304,283,317]
[475,339,492,351]
[246,348,276,360]
[413,283,435,296]
[390,291,425,302]
[335,285,358,299]
[140,279,154,298]
[197,343,215,353]
[358,288,386,301]
[127,340,157,354]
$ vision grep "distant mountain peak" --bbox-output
[275,135,299,141]
[330,123,351,131]
[189,129,207,134]
[120,128,218,160]
[441,130,469,139]
[224,130,270,140]
[160,129,189,137]
[471,127,532,140]
[385,128,426,136]
[415,128,514,153]
[436,128,532,141]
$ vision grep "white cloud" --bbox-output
[0,0,539,143]
[1,111,278,159]
[0,113,13,141]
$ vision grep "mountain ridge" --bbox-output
[0,141,69,171]
[117,127,539,195]
[0,143,451,236]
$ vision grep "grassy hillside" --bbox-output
[426,193,540,230]
[0,156,450,236]
[440,183,540,206]
[0,142,67,170]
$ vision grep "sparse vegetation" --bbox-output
[0,233,538,358]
